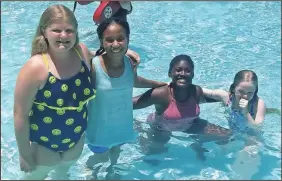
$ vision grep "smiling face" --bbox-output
[44,20,77,52]
[169,60,194,88]
[101,23,128,59]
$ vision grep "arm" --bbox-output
[242,98,266,130]
[79,43,94,69]
[14,57,46,171]
[126,49,140,68]
[133,86,167,110]
[202,88,230,105]
[195,85,206,103]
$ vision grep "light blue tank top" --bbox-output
[86,55,137,148]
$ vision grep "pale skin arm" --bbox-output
[241,98,266,130]
[203,88,266,130]
[14,56,47,172]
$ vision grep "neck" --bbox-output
[48,48,73,65]
[103,54,124,68]
[171,84,191,102]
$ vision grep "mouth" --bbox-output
[177,78,187,84]
[57,40,70,45]
[111,48,122,53]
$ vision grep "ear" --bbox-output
[40,26,46,37]
[168,71,171,78]
[99,38,104,47]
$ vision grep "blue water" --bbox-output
[1,1,281,180]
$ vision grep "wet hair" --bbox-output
[168,54,194,75]
[229,70,259,100]
[31,5,79,56]
[95,17,130,56]
[113,8,128,21]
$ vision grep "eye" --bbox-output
[105,38,114,43]
[117,37,125,42]
[52,29,61,33]
[65,29,74,34]
[175,68,182,72]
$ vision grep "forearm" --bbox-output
[132,96,142,110]
[243,113,262,130]
[132,88,156,110]
[134,76,166,88]
[14,116,32,157]
[202,88,228,103]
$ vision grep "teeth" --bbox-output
[58,41,69,44]
[112,49,121,53]
[178,79,186,83]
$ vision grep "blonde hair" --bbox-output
[31,4,79,56]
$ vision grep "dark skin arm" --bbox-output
[133,85,170,114]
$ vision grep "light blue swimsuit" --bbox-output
[86,55,137,153]
[225,96,257,135]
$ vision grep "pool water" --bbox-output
[1,1,281,180]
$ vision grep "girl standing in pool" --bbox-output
[85,17,166,175]
[13,5,97,179]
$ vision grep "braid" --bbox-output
[95,47,105,57]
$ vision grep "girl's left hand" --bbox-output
[126,49,140,67]
[239,98,249,114]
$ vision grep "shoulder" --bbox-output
[143,85,170,105]
[16,55,48,86]
[77,43,95,68]
[153,84,170,96]
[144,85,170,102]
[25,55,48,75]
[256,97,266,111]
[195,85,203,94]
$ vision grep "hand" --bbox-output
[239,98,249,114]
[126,49,140,67]
[119,1,132,12]
[19,155,36,173]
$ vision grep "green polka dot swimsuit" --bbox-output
[29,49,95,152]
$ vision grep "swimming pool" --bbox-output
[1,1,281,180]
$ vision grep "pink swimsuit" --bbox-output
[147,89,200,131]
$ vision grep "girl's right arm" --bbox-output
[202,88,230,105]
[14,56,47,171]
[133,86,167,110]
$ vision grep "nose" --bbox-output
[241,94,248,99]
[179,70,185,76]
[112,40,119,47]
[60,31,68,38]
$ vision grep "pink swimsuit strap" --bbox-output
[146,86,200,131]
